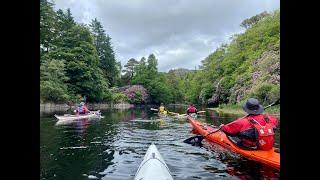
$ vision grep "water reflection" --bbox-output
[40,107,279,180]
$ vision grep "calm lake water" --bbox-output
[40,106,280,180]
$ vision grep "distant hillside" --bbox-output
[181,10,280,106]
[168,68,192,77]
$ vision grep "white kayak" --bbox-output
[134,143,173,180]
[54,110,102,121]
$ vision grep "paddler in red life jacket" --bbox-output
[186,104,197,115]
[76,102,89,115]
[219,98,278,150]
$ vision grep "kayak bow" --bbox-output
[187,116,280,170]
[134,143,173,180]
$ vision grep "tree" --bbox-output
[55,8,76,48]
[131,54,172,103]
[40,0,57,56]
[147,54,158,74]
[240,11,269,29]
[147,74,172,104]
[132,57,148,85]
[90,18,119,86]
[40,59,70,102]
[166,71,184,103]
[122,58,139,83]
[48,24,110,102]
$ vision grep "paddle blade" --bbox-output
[183,135,204,146]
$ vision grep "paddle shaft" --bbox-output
[264,99,280,109]
[204,127,222,137]
[179,111,205,116]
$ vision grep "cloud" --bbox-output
[53,0,279,72]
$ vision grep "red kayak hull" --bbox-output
[187,116,280,170]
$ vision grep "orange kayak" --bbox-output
[187,116,280,170]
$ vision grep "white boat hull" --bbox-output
[134,143,173,180]
[54,111,102,121]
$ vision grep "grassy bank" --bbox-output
[208,103,280,116]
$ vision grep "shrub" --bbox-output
[111,93,129,103]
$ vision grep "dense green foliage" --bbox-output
[40,0,119,103]
[90,19,120,86]
[40,59,69,102]
[129,54,172,104]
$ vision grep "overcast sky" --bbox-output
[53,0,279,72]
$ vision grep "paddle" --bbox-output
[183,126,221,145]
[264,98,280,109]
[168,111,180,116]
[184,100,280,145]
[151,107,173,116]
[177,110,206,117]
[150,108,159,111]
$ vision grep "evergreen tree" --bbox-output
[122,58,139,83]
[40,0,57,56]
[147,54,158,74]
[90,18,119,86]
[48,24,109,102]
[55,8,77,48]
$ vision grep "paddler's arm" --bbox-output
[220,118,244,136]
[186,108,190,115]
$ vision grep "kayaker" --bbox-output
[186,103,197,115]
[158,103,167,114]
[219,98,278,150]
[75,102,89,115]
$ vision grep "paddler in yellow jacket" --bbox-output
[158,103,167,115]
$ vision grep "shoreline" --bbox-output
[207,107,280,117]
[40,102,134,113]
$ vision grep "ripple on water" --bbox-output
[41,109,280,180]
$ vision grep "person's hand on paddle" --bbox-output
[219,124,224,128]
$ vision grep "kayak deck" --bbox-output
[54,110,101,121]
[134,143,173,180]
[187,116,280,170]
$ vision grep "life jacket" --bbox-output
[82,105,87,113]
[187,106,197,113]
[249,115,275,150]
[159,106,165,113]
[77,105,87,113]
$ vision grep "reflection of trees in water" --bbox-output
[140,110,147,119]
[225,158,280,179]
[117,109,149,121]
[122,110,136,121]
[69,119,90,147]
